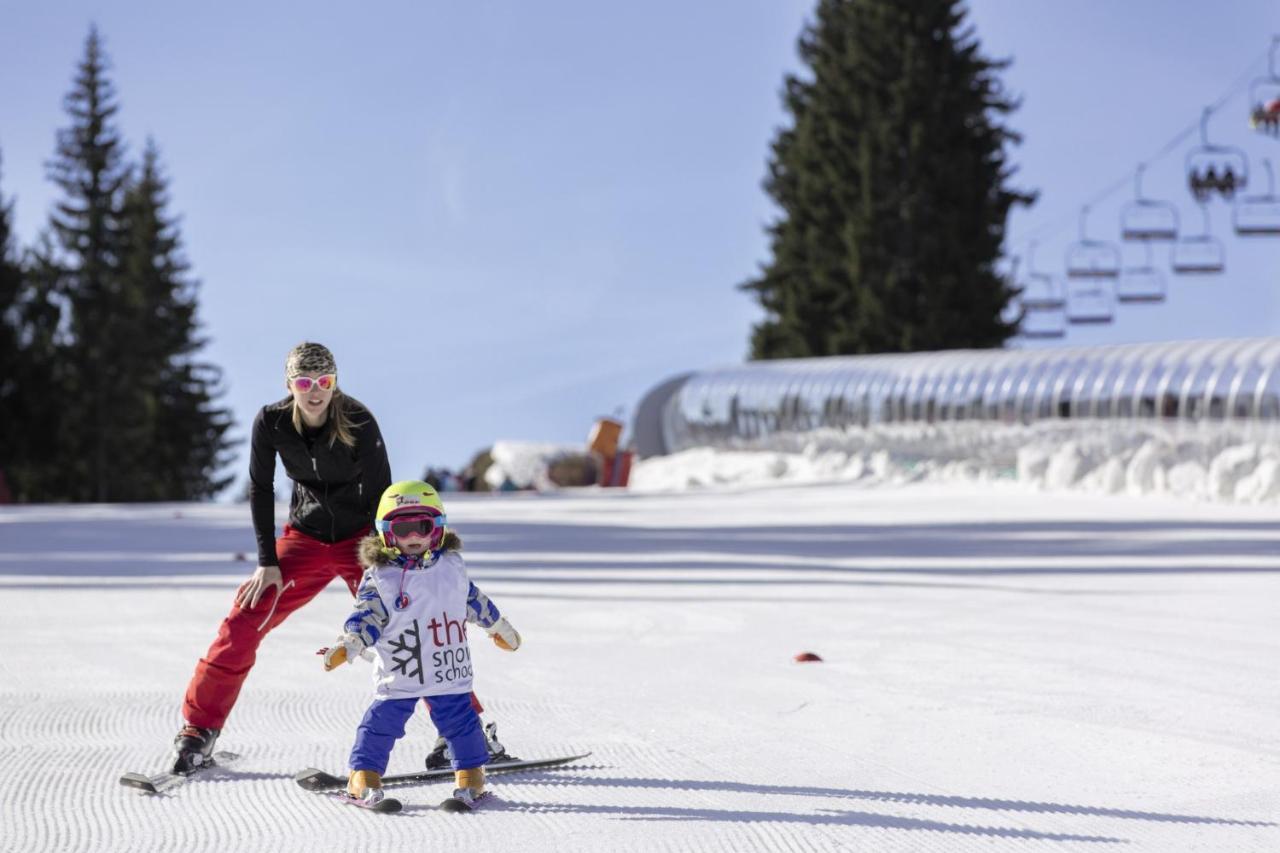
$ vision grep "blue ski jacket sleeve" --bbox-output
[344,569,389,647]
[466,582,502,629]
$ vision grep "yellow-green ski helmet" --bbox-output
[375,480,448,551]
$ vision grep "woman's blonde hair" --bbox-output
[291,389,357,449]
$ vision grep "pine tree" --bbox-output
[0,152,20,376]
[0,150,70,501]
[45,25,134,500]
[0,152,24,501]
[742,0,1034,358]
[8,236,73,501]
[117,140,234,499]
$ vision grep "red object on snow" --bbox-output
[794,652,823,663]
[596,450,634,488]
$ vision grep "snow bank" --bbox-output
[484,440,584,490]
[631,421,1280,504]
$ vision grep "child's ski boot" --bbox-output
[439,766,490,812]
[338,769,402,813]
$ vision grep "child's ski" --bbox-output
[118,751,242,794]
[438,790,492,812]
[330,791,403,813]
[293,752,591,792]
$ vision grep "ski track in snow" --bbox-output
[1,482,1278,851]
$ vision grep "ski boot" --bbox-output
[482,721,517,764]
[425,721,518,770]
[348,769,385,805]
[343,769,401,812]
[440,766,490,811]
[425,735,450,770]
[171,724,220,775]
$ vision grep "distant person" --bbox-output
[170,342,393,773]
[322,480,521,809]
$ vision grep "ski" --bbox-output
[118,751,242,794]
[294,752,591,792]
[330,791,403,813]
[439,790,492,813]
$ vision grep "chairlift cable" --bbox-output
[1009,46,1270,250]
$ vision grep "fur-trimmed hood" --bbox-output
[357,530,463,569]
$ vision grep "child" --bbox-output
[323,480,521,807]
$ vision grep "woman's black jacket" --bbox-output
[248,395,392,567]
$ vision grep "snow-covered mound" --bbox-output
[631,422,1280,503]
[483,440,583,490]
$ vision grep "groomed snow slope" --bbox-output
[1,482,1277,852]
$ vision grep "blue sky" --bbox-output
[2,2,1278,495]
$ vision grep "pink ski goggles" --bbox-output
[290,374,336,393]
[378,509,447,546]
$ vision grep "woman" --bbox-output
[172,341,393,773]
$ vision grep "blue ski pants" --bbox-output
[349,692,487,774]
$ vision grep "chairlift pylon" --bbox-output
[1186,107,1249,201]
[1171,205,1226,274]
[1249,36,1280,136]
[1234,158,1280,236]
[1116,241,1167,304]
[1065,206,1121,279]
[1121,164,1179,241]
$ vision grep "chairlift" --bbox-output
[1020,311,1067,340]
[1013,248,1068,339]
[1234,158,1280,236]
[1017,241,1066,310]
[1116,242,1167,304]
[1120,165,1179,241]
[1065,280,1116,325]
[1249,36,1280,136]
[1171,205,1226,274]
[1065,206,1121,279]
[1186,107,1249,201]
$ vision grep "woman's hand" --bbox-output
[236,564,284,609]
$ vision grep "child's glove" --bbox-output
[322,632,367,671]
[486,617,521,651]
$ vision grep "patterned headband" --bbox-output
[285,342,337,378]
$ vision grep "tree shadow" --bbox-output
[489,799,1127,842]
[7,515,1280,579]
[510,773,1275,827]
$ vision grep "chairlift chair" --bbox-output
[1065,280,1116,325]
[1019,305,1067,340]
[1186,107,1249,201]
[1233,158,1280,236]
[1117,242,1167,303]
[1120,165,1179,241]
[1017,242,1067,310]
[1171,205,1226,274]
[1249,37,1280,137]
[1065,206,1121,279]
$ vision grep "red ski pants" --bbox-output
[181,526,367,729]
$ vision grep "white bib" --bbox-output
[365,552,474,699]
